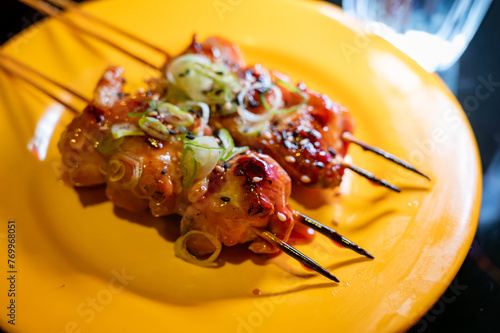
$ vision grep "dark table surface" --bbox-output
[1,0,499,332]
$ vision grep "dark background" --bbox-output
[1,0,499,332]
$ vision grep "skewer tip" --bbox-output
[254,228,340,283]
[342,132,431,181]
[295,212,375,259]
[363,251,375,260]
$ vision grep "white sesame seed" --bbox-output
[319,151,327,156]
[215,165,224,173]
[147,111,159,117]
[299,138,310,146]
[287,136,294,142]
[285,155,296,163]
[300,175,311,183]
[261,130,272,139]
[223,102,232,111]
[277,212,287,222]
[253,177,263,182]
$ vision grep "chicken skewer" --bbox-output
[0,52,373,262]
[169,36,430,190]
[17,0,430,190]
[51,66,377,281]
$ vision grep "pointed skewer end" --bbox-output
[364,251,375,260]
[342,132,431,181]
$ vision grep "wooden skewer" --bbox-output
[0,60,80,113]
[337,157,401,193]
[295,212,374,259]
[16,0,162,71]
[342,132,431,180]
[253,228,340,282]
[0,51,88,102]
[45,0,169,57]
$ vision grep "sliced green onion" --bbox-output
[166,54,240,104]
[111,123,145,139]
[179,101,210,124]
[260,80,309,114]
[138,116,170,140]
[218,129,234,161]
[181,136,224,186]
[97,135,124,154]
[217,129,249,160]
[106,153,143,189]
[260,91,271,110]
[107,159,126,182]
[238,120,267,136]
[157,102,195,127]
[274,80,308,114]
[227,146,249,160]
[181,147,197,187]
[174,230,222,266]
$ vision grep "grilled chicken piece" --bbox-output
[59,66,297,256]
[179,36,355,188]
[181,151,295,254]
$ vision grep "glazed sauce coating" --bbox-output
[185,37,355,188]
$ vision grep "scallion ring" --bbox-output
[97,135,124,154]
[111,123,145,139]
[157,102,195,127]
[174,230,222,267]
[178,101,210,124]
[138,116,170,140]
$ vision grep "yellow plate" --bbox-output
[0,0,481,332]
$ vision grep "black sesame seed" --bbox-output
[168,129,176,135]
[221,196,231,202]
[179,69,191,77]
[328,147,337,156]
[117,92,125,98]
[146,91,152,97]
[186,134,195,140]
[161,170,167,175]
[288,122,294,127]
[222,162,231,169]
